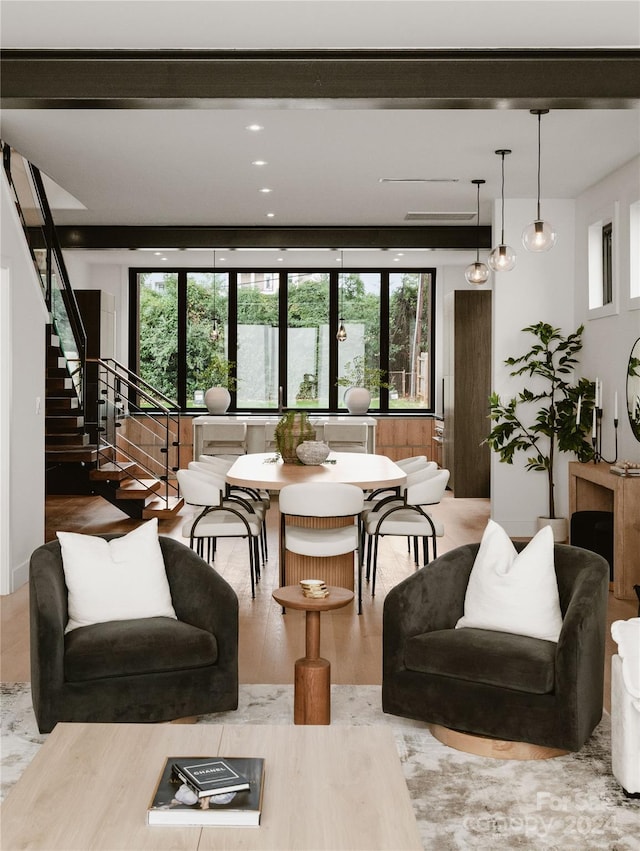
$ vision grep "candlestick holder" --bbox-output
[591,407,618,464]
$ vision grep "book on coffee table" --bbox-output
[172,757,250,797]
[148,756,265,826]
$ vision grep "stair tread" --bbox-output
[89,462,140,481]
[142,496,185,518]
[46,448,98,463]
[116,478,163,498]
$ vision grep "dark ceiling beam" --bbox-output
[3,49,640,109]
[47,225,492,251]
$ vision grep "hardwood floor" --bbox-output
[1,491,635,716]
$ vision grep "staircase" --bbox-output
[45,327,184,520]
[5,144,183,521]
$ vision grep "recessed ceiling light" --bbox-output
[246,124,264,132]
[277,257,284,262]
[393,257,400,262]
[266,212,275,218]
[252,160,268,166]
[259,188,272,194]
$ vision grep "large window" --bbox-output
[130,267,435,412]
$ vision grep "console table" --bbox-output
[568,462,640,600]
[192,414,377,457]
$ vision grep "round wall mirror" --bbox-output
[627,337,640,442]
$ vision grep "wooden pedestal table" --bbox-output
[272,585,354,725]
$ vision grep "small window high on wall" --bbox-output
[588,203,618,317]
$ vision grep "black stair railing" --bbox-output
[2,142,87,409]
[92,358,181,506]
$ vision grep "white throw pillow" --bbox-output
[455,519,563,642]
[57,519,177,633]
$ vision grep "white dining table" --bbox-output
[226,451,406,491]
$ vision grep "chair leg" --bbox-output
[413,536,419,566]
[248,539,256,598]
[356,546,362,615]
[371,536,380,597]
[251,536,262,582]
[365,533,372,582]
[423,536,428,567]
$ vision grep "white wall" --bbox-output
[64,256,129,362]
[574,156,640,463]
[490,198,576,537]
[1,172,48,593]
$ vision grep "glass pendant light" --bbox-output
[464,179,490,285]
[488,149,516,272]
[336,250,347,341]
[522,109,557,252]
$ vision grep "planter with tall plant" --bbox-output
[336,355,390,414]
[486,322,596,539]
[202,356,236,414]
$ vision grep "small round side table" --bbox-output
[272,585,354,725]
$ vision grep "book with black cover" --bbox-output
[172,757,250,797]
[148,756,265,827]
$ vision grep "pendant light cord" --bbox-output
[536,111,542,221]
[500,153,506,244]
[475,181,481,263]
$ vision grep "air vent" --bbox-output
[379,178,459,183]
[404,212,476,222]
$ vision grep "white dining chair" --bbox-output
[278,482,365,613]
[177,468,263,597]
[363,468,450,596]
[200,422,248,460]
[362,460,438,519]
[322,422,369,453]
[188,460,269,563]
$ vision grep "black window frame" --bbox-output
[129,265,436,414]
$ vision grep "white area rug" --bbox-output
[2,683,639,850]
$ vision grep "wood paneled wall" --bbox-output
[373,417,437,462]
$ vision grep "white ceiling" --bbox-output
[1,1,639,268]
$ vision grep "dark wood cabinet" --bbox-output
[443,289,492,498]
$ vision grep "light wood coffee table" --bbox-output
[1,722,422,850]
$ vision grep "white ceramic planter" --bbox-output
[204,386,231,414]
[536,516,568,543]
[344,386,371,415]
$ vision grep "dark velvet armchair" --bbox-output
[383,542,609,752]
[30,535,239,734]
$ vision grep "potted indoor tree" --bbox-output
[486,321,596,540]
[336,355,390,414]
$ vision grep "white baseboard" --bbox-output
[10,559,29,594]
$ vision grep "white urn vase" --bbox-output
[344,386,371,415]
[204,386,231,415]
